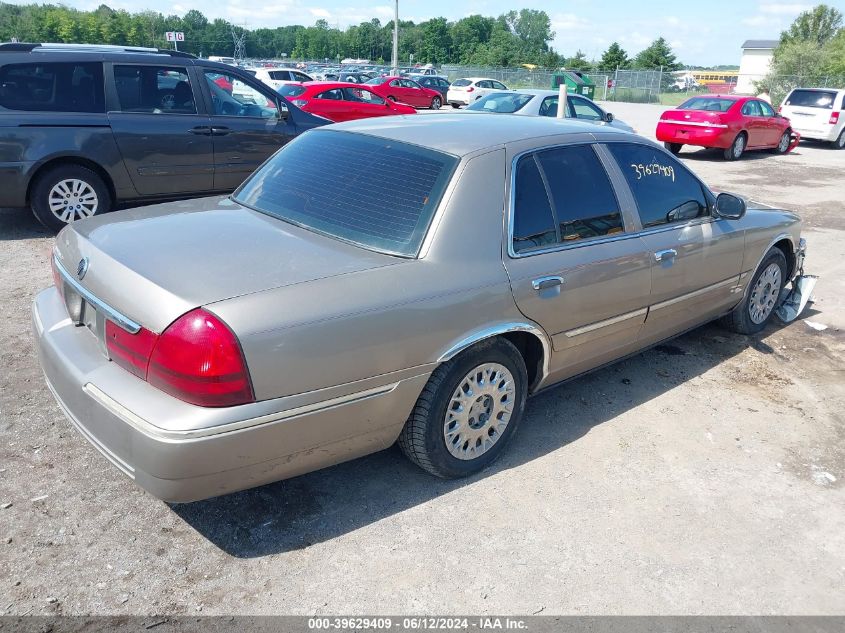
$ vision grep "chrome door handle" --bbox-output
[532,275,564,290]
[654,249,677,262]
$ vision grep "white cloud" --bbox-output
[309,8,332,18]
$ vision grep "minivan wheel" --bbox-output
[724,133,746,161]
[833,129,845,149]
[720,247,787,335]
[31,165,112,232]
[398,337,527,479]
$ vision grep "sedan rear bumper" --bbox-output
[33,287,427,502]
[656,121,735,148]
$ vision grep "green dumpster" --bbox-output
[550,71,595,100]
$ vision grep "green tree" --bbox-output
[564,49,590,71]
[502,9,553,58]
[598,42,630,71]
[632,37,681,70]
[781,4,843,45]
[420,18,451,64]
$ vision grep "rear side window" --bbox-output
[784,89,836,109]
[0,62,104,113]
[512,156,557,252]
[606,142,709,229]
[536,146,622,242]
[233,131,458,257]
[114,65,195,114]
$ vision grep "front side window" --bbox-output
[203,70,279,118]
[234,130,458,257]
[536,145,622,242]
[0,62,104,113]
[570,97,603,121]
[606,142,709,229]
[342,87,384,104]
[114,65,194,114]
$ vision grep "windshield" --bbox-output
[678,97,736,112]
[785,89,836,109]
[234,131,459,257]
[467,92,533,113]
[278,84,306,97]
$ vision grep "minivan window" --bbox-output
[607,142,709,229]
[0,62,104,113]
[114,65,195,114]
[234,130,459,257]
[784,89,836,109]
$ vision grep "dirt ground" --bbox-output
[1,104,844,616]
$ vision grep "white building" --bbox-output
[736,39,778,94]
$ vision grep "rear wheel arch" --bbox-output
[437,324,550,394]
[27,156,116,207]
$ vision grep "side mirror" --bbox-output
[715,192,746,220]
[605,112,614,123]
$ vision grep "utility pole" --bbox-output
[392,0,399,74]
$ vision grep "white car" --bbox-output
[780,88,845,148]
[465,89,635,134]
[447,77,509,108]
[251,67,314,90]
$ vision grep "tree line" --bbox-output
[0,2,685,70]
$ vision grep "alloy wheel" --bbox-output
[443,363,516,461]
[748,263,782,324]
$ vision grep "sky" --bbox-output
[10,0,845,65]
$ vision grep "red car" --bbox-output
[656,95,799,160]
[279,82,416,122]
[364,76,443,109]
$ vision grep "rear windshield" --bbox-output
[467,92,532,113]
[452,79,472,87]
[233,130,459,257]
[278,84,306,97]
[784,89,837,109]
[678,97,736,112]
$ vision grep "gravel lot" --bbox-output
[1,103,844,615]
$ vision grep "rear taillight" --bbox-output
[106,320,157,379]
[466,86,474,92]
[147,309,254,407]
[830,112,840,125]
[50,256,64,299]
[105,308,254,408]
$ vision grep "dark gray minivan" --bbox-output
[0,43,327,231]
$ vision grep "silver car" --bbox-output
[34,115,806,502]
[466,89,635,133]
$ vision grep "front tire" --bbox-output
[430,96,442,110]
[664,142,683,155]
[398,338,528,479]
[771,130,790,154]
[720,247,787,335]
[30,164,112,232]
[724,132,747,161]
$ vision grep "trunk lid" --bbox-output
[660,109,726,127]
[54,196,401,333]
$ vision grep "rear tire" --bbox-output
[664,142,683,155]
[723,132,747,161]
[451,103,460,109]
[833,128,845,149]
[30,164,112,233]
[398,338,528,479]
[720,247,787,335]
[430,96,442,110]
